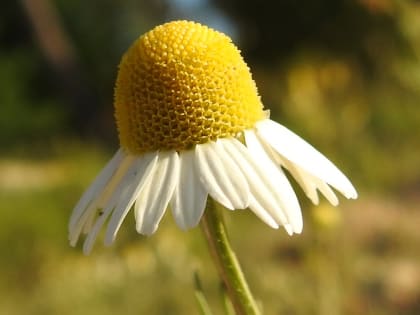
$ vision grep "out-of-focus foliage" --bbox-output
[0,2,65,144]
[213,0,420,192]
[1,1,419,315]
[0,0,166,146]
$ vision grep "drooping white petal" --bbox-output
[256,119,358,199]
[289,161,338,205]
[170,150,208,230]
[69,208,96,246]
[69,149,124,232]
[267,147,340,205]
[218,138,283,229]
[309,174,339,205]
[82,208,100,235]
[195,141,250,210]
[135,151,180,235]
[264,149,320,205]
[102,152,158,245]
[78,156,142,253]
[283,224,294,235]
[245,130,303,233]
[69,152,135,246]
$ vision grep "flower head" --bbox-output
[69,20,357,254]
[115,20,264,153]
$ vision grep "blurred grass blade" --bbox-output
[194,272,214,315]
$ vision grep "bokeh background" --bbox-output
[1,1,419,314]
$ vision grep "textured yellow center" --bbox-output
[114,20,265,153]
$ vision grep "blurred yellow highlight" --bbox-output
[311,203,342,229]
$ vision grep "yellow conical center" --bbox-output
[114,20,265,154]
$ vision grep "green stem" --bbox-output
[200,199,261,315]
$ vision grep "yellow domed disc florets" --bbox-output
[114,20,265,154]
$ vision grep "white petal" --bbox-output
[310,176,339,205]
[256,119,358,199]
[69,149,124,232]
[287,160,339,205]
[195,141,249,210]
[269,148,340,205]
[170,150,208,230]
[82,208,113,254]
[81,155,148,254]
[69,152,135,246]
[218,138,281,229]
[135,151,180,235]
[69,207,98,247]
[283,224,294,235]
[82,169,138,254]
[82,209,99,234]
[245,130,303,234]
[103,152,159,245]
[248,196,284,231]
[265,150,320,205]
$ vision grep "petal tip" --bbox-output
[344,186,358,200]
[284,224,294,235]
[137,223,159,236]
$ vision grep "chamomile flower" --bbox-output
[69,20,357,254]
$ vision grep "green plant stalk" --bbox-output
[200,199,261,315]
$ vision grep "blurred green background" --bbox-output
[1,0,419,314]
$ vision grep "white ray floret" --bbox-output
[69,119,358,254]
[256,119,358,200]
[244,130,303,234]
[195,141,250,210]
[103,152,158,245]
[134,151,180,236]
[170,150,208,230]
